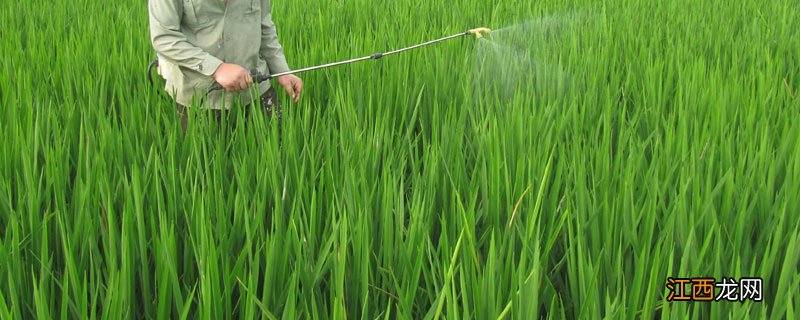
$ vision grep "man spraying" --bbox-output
[148,0,302,133]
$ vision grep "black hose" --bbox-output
[147,59,158,87]
[147,59,171,100]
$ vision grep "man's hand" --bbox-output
[212,63,253,92]
[276,74,303,102]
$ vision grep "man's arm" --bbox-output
[260,1,302,101]
[148,0,222,76]
[260,1,290,75]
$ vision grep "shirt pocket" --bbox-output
[183,0,217,28]
[248,0,261,17]
[182,0,200,25]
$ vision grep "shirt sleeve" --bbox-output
[260,1,291,75]
[148,0,223,77]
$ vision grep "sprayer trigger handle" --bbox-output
[209,82,223,92]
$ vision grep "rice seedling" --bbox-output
[1,0,798,319]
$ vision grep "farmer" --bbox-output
[148,0,302,133]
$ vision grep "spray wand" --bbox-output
[203,27,492,93]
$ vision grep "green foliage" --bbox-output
[1,0,798,318]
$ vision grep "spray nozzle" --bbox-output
[467,27,492,39]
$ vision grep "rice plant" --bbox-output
[1,0,798,319]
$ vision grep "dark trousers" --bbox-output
[176,88,282,134]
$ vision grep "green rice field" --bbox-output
[1,0,799,318]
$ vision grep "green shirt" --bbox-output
[148,0,291,109]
